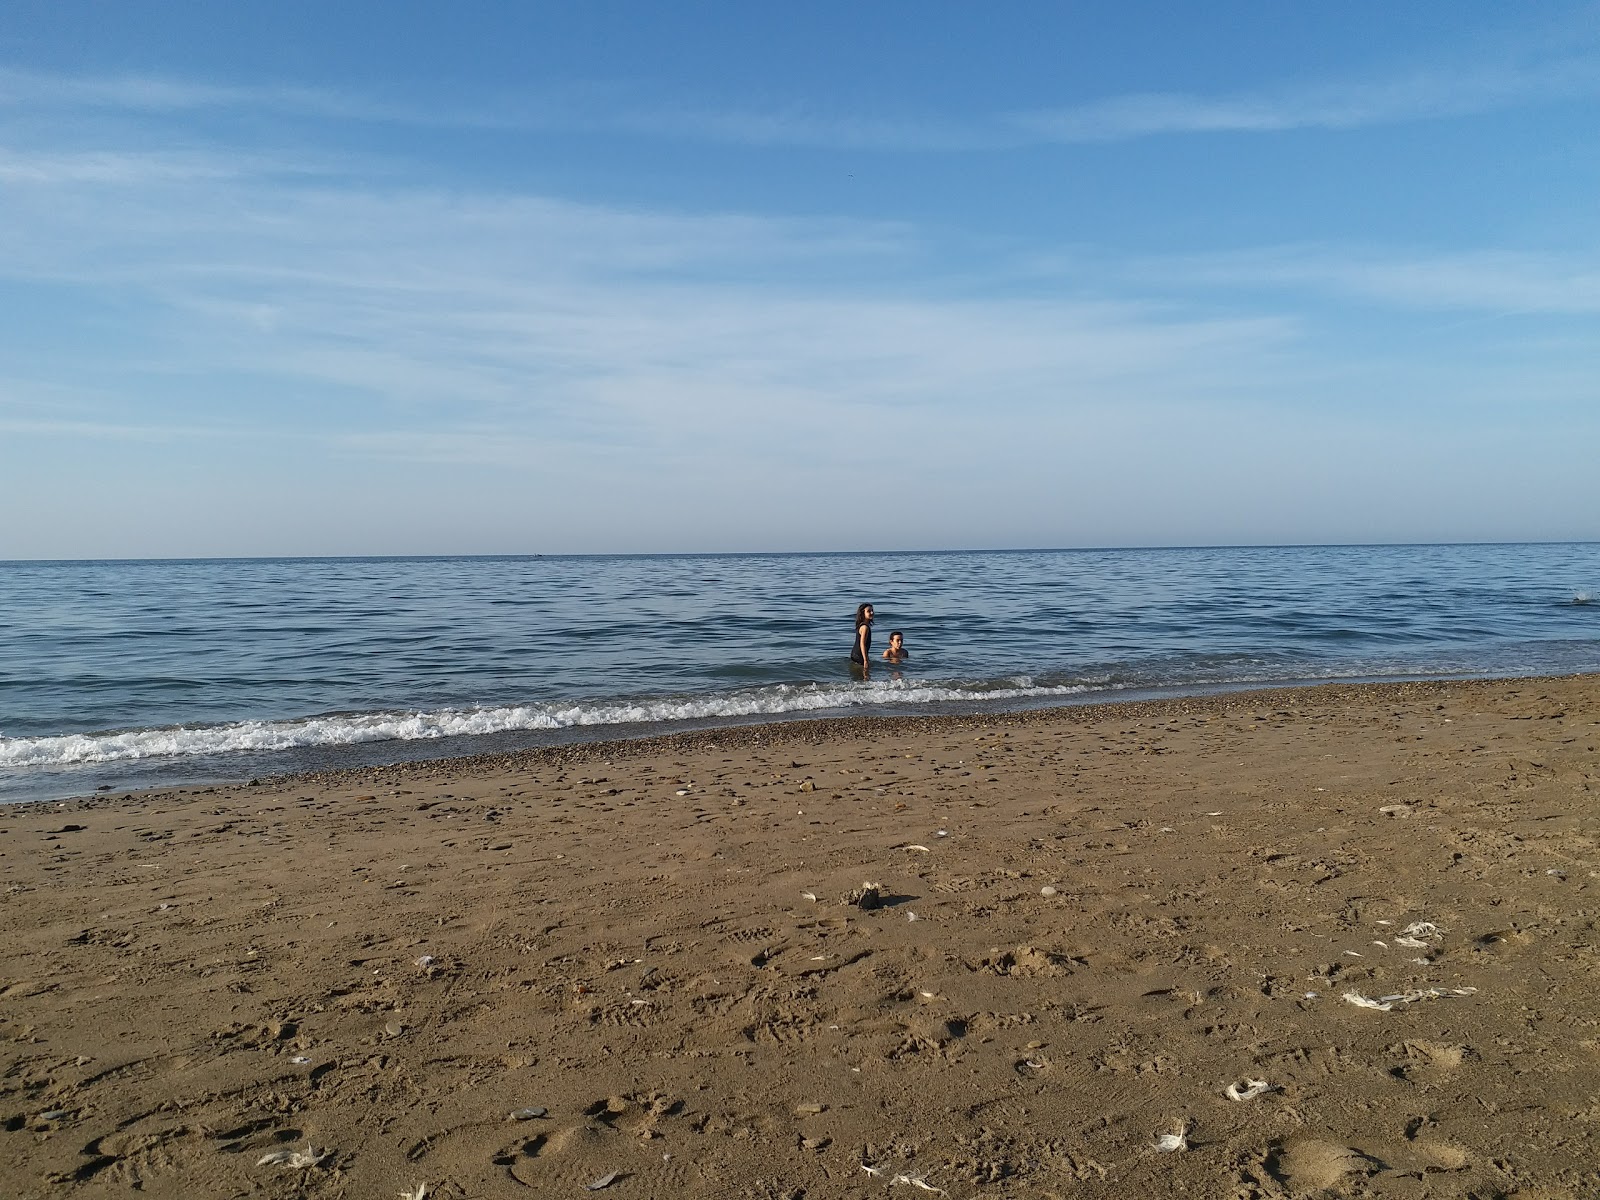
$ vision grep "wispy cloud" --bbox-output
[0,136,1302,468]
[1136,245,1600,316]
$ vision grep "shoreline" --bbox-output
[2,672,1597,1198]
[15,671,1598,816]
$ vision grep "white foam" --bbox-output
[0,677,1089,768]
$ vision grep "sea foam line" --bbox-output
[0,677,1088,768]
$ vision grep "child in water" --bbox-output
[881,630,908,663]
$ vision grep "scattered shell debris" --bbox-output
[414,955,436,968]
[289,1055,311,1064]
[1342,987,1477,1012]
[1225,1079,1273,1102]
[800,891,818,902]
[585,1171,620,1190]
[257,1146,331,1169]
[509,1107,547,1120]
[399,1186,429,1200]
[902,844,931,852]
[1394,921,1443,948]
[890,1174,946,1193]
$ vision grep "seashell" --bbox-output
[1225,1079,1272,1101]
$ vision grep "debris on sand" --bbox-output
[1225,1079,1273,1101]
[257,1145,331,1169]
[891,1174,946,1193]
[585,1171,619,1190]
[1155,1120,1191,1152]
[844,882,883,910]
[1342,987,1477,1012]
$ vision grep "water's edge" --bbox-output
[15,669,1592,812]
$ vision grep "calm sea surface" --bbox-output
[2,544,1596,803]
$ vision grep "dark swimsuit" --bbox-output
[851,621,873,664]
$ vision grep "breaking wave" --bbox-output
[0,677,1089,768]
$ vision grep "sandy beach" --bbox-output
[2,675,1598,1199]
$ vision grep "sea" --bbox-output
[2,543,1597,805]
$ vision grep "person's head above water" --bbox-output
[888,630,904,646]
[855,603,875,625]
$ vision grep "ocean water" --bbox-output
[2,544,1597,803]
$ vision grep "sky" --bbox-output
[1,1,1596,558]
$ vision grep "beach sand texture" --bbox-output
[2,677,1598,1199]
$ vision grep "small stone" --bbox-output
[509,1107,547,1120]
[384,1022,406,1038]
[795,1103,827,1115]
[845,884,882,911]
[1039,886,1058,897]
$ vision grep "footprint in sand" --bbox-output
[1265,1139,1379,1192]
[499,1095,681,1189]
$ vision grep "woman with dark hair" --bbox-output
[850,603,875,673]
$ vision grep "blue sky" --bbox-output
[1,1,1596,557]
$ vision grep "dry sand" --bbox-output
[2,677,1599,1199]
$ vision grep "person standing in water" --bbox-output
[850,603,875,673]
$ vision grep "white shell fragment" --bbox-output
[1378,804,1413,817]
[1342,987,1477,1012]
[400,1186,429,1200]
[902,844,932,852]
[861,1163,886,1176]
[890,1175,947,1193]
[1225,1079,1273,1102]
[257,1145,331,1169]
[586,1171,619,1190]
[1155,1130,1189,1152]
[509,1107,547,1120]
[1039,886,1058,897]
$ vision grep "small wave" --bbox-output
[0,677,1089,768]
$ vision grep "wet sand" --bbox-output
[2,676,1598,1199]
